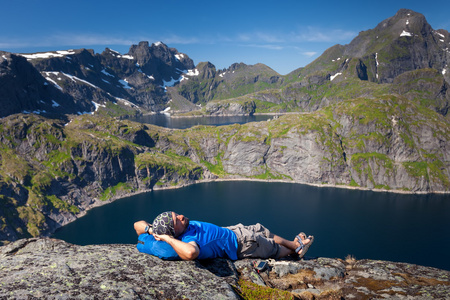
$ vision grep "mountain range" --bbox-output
[0,8,450,244]
[1,9,448,119]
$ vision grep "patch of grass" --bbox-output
[46,195,79,214]
[0,150,33,186]
[350,152,394,186]
[402,161,428,180]
[349,178,359,187]
[17,205,46,237]
[237,279,294,300]
[252,168,286,180]
[100,182,133,201]
[201,152,226,177]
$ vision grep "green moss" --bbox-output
[17,206,46,237]
[252,169,286,180]
[349,178,359,187]
[100,182,133,201]
[135,151,203,184]
[350,152,394,186]
[46,195,79,214]
[202,152,226,177]
[41,150,75,180]
[402,157,450,188]
[31,172,53,193]
[237,279,294,300]
[0,150,32,185]
[402,161,428,179]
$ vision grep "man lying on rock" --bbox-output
[134,211,314,261]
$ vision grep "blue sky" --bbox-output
[1,0,449,75]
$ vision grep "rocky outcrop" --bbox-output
[205,100,257,116]
[1,238,449,299]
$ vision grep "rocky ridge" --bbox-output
[0,238,449,299]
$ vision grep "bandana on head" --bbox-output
[152,211,175,236]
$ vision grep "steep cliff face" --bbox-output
[164,96,450,191]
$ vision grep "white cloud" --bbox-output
[243,44,284,50]
[302,51,317,57]
[0,33,136,50]
[0,24,355,53]
[290,26,356,43]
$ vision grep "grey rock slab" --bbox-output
[0,238,239,300]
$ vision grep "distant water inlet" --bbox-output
[53,181,450,271]
[128,114,275,129]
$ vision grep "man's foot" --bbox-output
[294,233,314,258]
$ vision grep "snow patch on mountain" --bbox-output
[400,30,412,37]
[175,54,185,61]
[330,73,342,81]
[101,69,115,77]
[62,72,99,89]
[119,79,132,89]
[20,50,76,60]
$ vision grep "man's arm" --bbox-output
[154,234,199,261]
[134,221,153,235]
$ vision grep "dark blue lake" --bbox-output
[53,181,450,271]
[128,114,274,129]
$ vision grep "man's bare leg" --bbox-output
[273,234,313,258]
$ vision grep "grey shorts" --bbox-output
[226,223,280,259]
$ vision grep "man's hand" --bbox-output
[153,234,170,242]
[147,226,153,235]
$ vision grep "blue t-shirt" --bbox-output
[136,233,179,260]
[180,221,239,260]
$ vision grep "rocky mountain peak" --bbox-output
[374,9,430,38]
[196,61,217,79]
[340,9,449,84]
[126,41,194,82]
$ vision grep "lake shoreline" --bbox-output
[60,175,449,239]
[98,176,450,213]
[151,177,450,195]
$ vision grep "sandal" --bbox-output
[295,234,314,258]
